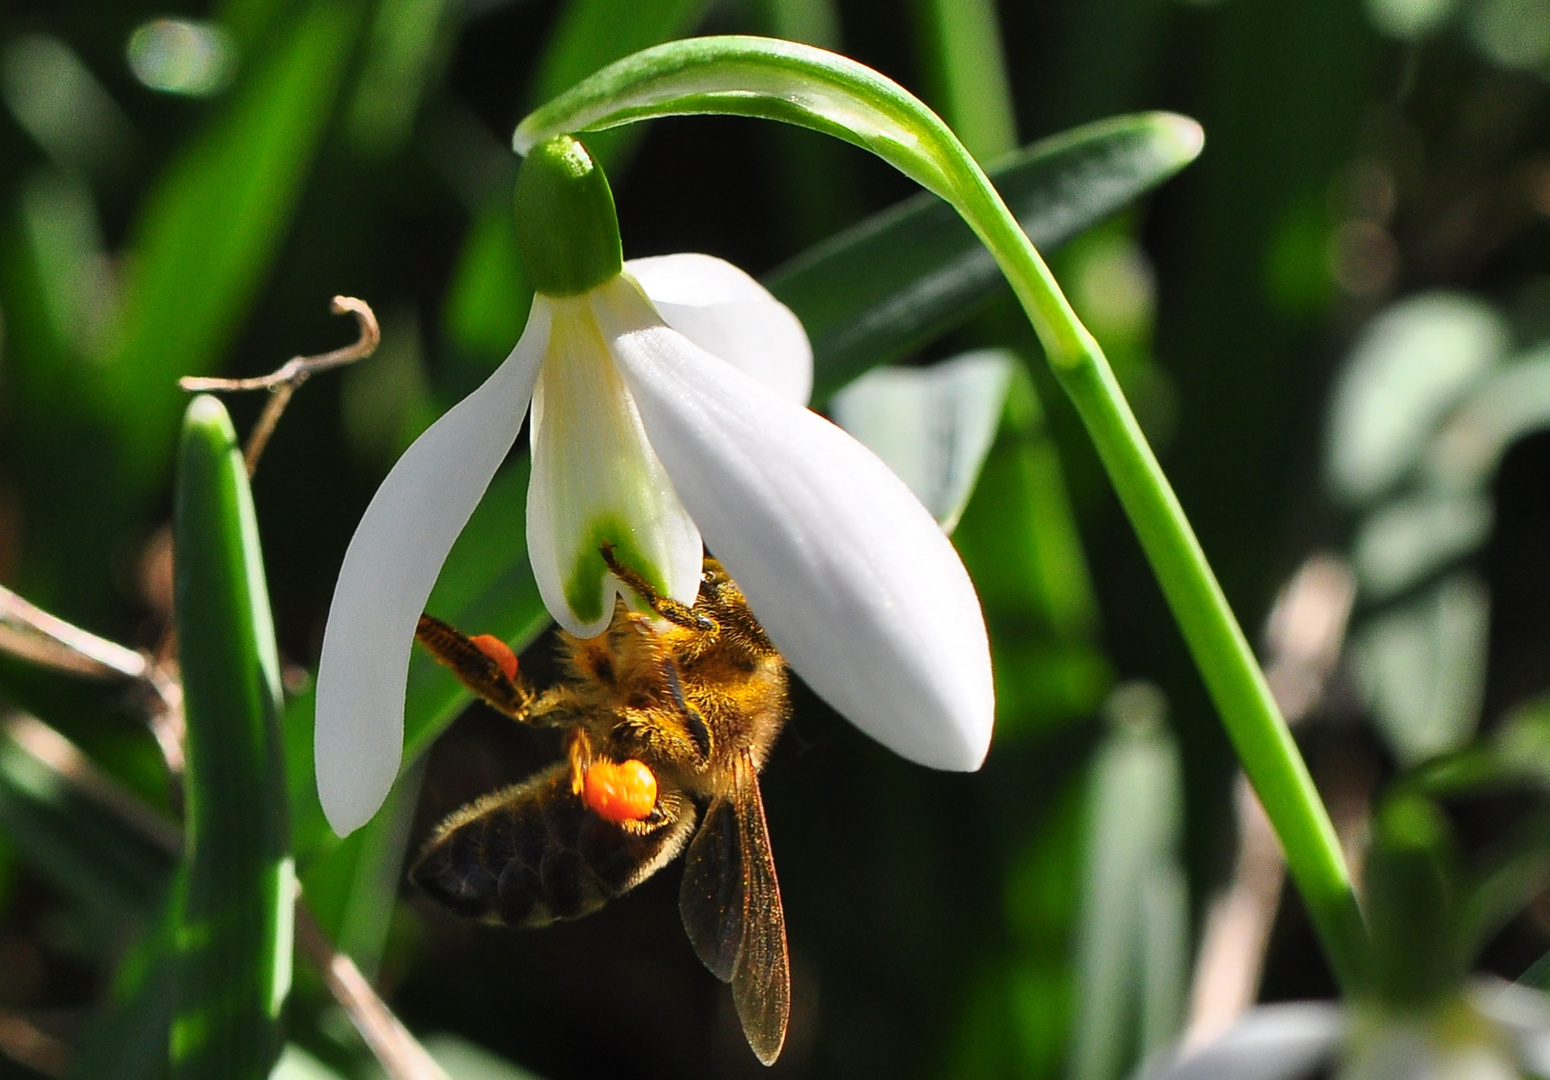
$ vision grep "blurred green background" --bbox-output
[2,0,1550,1077]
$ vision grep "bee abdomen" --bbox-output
[411,765,697,928]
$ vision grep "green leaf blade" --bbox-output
[172,396,291,1080]
[766,112,1202,402]
[1070,687,1188,1080]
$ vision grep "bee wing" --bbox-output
[415,614,528,719]
[677,753,791,1064]
[678,793,743,982]
[729,750,790,1066]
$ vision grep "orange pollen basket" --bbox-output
[469,634,519,682]
[582,759,658,823]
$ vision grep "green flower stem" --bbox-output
[955,163,1367,989]
[516,35,1368,988]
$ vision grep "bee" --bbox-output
[409,545,791,1065]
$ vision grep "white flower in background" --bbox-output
[1145,983,1550,1080]
[315,135,994,836]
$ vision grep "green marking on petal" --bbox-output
[563,514,673,628]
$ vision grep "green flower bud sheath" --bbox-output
[514,135,623,296]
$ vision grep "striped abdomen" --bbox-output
[410,764,696,927]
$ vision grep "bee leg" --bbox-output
[416,614,535,721]
[616,782,684,836]
[661,660,714,764]
[600,542,718,635]
[613,684,713,770]
[564,727,594,797]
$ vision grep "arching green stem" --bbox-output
[517,35,1368,989]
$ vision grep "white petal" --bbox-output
[527,294,702,638]
[627,253,813,406]
[315,300,550,836]
[595,276,993,771]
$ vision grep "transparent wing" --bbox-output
[730,750,790,1065]
[677,752,791,1064]
[679,794,742,982]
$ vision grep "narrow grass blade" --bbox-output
[172,396,292,1079]
[913,0,1017,160]
[1070,685,1187,1080]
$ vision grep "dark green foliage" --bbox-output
[1,1,1550,1078]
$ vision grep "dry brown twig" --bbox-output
[294,905,453,1080]
[0,582,186,771]
[0,585,146,681]
[0,1009,72,1078]
[180,295,380,476]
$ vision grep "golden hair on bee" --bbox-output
[410,548,791,1065]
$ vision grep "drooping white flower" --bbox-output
[315,136,993,836]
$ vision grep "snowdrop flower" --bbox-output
[1144,983,1550,1080]
[315,135,993,835]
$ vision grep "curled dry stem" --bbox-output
[180,296,381,476]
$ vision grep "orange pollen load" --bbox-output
[470,634,518,682]
[583,759,658,823]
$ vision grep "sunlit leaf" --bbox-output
[1142,1003,1342,1080]
[0,34,135,172]
[127,19,236,98]
[1326,293,1507,506]
[1352,572,1489,766]
[172,396,291,1079]
[1430,348,1550,490]
[1351,493,1492,602]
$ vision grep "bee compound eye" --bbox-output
[582,759,658,823]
